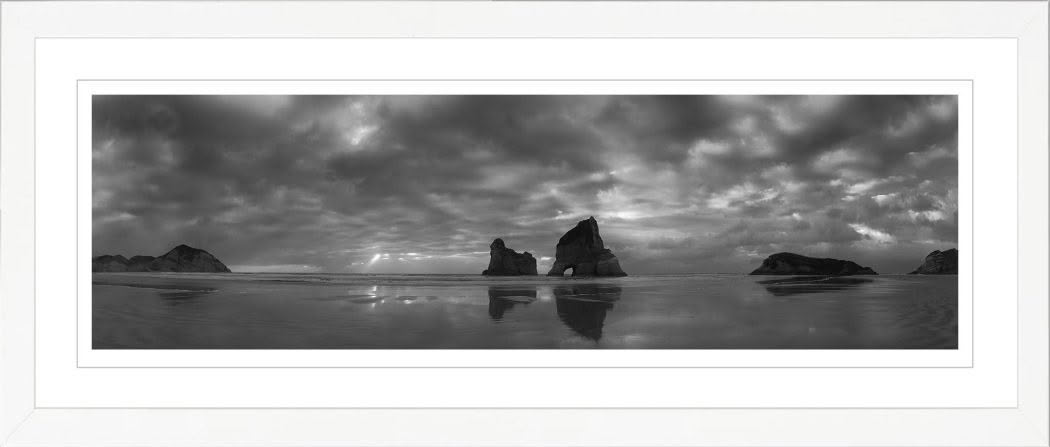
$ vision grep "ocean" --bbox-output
[92,272,958,349]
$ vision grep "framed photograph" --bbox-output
[2,1,1046,445]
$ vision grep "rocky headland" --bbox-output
[909,248,958,274]
[749,252,877,276]
[91,244,231,273]
[546,217,627,277]
[127,255,156,271]
[92,255,131,272]
[481,238,538,276]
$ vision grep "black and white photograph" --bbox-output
[91,94,959,349]
[6,1,1046,444]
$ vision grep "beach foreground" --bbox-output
[92,273,957,349]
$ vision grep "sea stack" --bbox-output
[909,249,958,274]
[547,216,627,277]
[749,252,877,276]
[482,238,538,276]
[91,244,231,273]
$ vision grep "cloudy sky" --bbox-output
[92,95,958,274]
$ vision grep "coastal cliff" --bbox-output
[92,244,231,273]
[481,238,538,276]
[749,252,877,276]
[909,249,958,274]
[547,217,627,277]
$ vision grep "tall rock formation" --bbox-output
[909,248,958,274]
[546,216,627,277]
[749,252,877,276]
[91,244,231,273]
[481,239,538,276]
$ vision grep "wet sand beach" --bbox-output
[92,272,958,349]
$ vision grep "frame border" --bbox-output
[3,1,1046,446]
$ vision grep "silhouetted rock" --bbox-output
[749,252,877,276]
[909,249,958,274]
[546,217,627,277]
[92,245,231,273]
[92,255,129,272]
[147,244,231,273]
[481,239,538,276]
[126,255,155,272]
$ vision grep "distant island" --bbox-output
[909,248,958,274]
[92,244,231,273]
[749,252,878,276]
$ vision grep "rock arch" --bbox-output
[546,217,626,277]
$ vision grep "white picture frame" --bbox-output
[2,1,1046,445]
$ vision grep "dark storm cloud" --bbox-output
[93,94,958,274]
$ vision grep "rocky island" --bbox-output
[481,238,538,276]
[547,216,627,277]
[749,252,877,276]
[909,248,958,274]
[91,244,231,273]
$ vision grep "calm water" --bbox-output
[92,273,958,349]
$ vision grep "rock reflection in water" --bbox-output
[553,284,622,341]
[758,276,874,297]
[92,280,217,305]
[157,289,216,304]
[487,287,538,320]
[94,273,958,349]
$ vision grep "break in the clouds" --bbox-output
[92,95,958,274]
